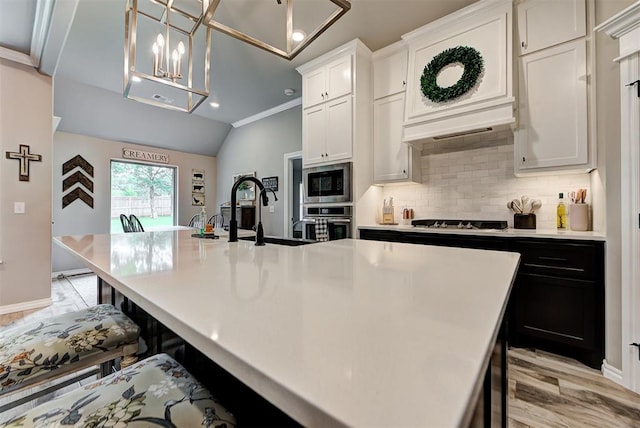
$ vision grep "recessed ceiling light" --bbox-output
[132,76,142,83]
[209,102,220,108]
[292,30,305,42]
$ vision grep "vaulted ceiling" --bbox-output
[1,0,476,155]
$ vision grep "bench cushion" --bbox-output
[0,304,139,393]
[2,353,236,427]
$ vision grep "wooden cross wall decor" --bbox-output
[5,144,42,182]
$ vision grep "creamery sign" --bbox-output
[122,148,169,164]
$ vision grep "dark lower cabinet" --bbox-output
[359,228,605,369]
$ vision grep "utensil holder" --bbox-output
[514,213,536,229]
[569,203,589,231]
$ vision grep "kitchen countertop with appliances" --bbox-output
[54,229,519,427]
[359,221,606,241]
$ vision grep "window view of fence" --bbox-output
[110,160,176,233]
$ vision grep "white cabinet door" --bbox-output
[303,104,327,165]
[302,67,327,108]
[303,96,353,166]
[517,0,586,55]
[374,93,409,182]
[516,40,588,171]
[325,95,353,163]
[326,56,352,102]
[302,56,352,108]
[373,49,408,99]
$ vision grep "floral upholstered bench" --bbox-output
[1,353,236,427]
[0,304,140,412]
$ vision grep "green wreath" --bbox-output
[420,46,484,103]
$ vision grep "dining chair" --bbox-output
[129,214,144,232]
[188,214,199,228]
[208,213,224,229]
[120,213,133,233]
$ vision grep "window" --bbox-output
[110,160,177,233]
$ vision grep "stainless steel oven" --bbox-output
[303,205,352,241]
[303,162,351,204]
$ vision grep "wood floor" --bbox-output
[1,274,640,427]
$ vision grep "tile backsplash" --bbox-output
[380,134,591,230]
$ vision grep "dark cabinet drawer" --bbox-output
[514,273,597,351]
[514,240,599,280]
[359,229,402,242]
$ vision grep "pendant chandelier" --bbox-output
[124,0,351,113]
[202,0,351,61]
[124,0,213,113]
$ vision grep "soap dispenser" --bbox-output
[198,206,207,236]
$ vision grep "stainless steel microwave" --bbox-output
[302,162,352,204]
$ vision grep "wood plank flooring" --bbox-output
[1,274,640,427]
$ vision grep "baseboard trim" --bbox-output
[602,359,624,386]
[0,297,53,315]
[51,268,92,279]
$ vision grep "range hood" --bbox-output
[400,0,515,144]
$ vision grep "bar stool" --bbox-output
[1,353,236,427]
[0,304,140,412]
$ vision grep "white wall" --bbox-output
[0,59,53,310]
[592,0,635,371]
[215,107,303,236]
[52,131,217,273]
[380,133,591,229]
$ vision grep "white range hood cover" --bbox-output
[401,0,515,143]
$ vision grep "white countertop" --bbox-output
[359,223,606,241]
[54,230,520,427]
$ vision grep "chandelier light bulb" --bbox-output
[178,41,185,55]
[156,33,165,47]
[292,30,305,42]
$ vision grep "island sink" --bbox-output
[237,235,317,246]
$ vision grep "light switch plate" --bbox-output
[269,206,275,213]
[14,202,25,214]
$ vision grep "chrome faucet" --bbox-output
[229,176,267,242]
[255,188,278,246]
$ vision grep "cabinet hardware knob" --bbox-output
[521,41,525,48]
[626,80,640,98]
[321,93,324,99]
[325,153,328,157]
[403,169,406,174]
[522,156,526,162]
[325,91,328,97]
[402,80,406,86]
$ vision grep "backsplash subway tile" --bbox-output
[381,140,590,230]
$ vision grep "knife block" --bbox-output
[382,207,395,224]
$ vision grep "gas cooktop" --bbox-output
[411,219,509,231]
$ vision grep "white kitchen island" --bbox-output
[54,230,520,427]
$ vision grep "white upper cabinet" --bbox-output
[302,56,352,108]
[302,96,354,165]
[374,93,419,183]
[515,40,588,171]
[517,0,586,56]
[373,48,408,99]
[372,42,420,184]
[297,39,372,168]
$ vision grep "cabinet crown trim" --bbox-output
[402,0,512,42]
[595,2,640,39]
[296,38,371,75]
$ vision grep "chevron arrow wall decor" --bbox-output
[62,155,94,209]
[62,187,94,209]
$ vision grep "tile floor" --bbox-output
[1,274,640,427]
